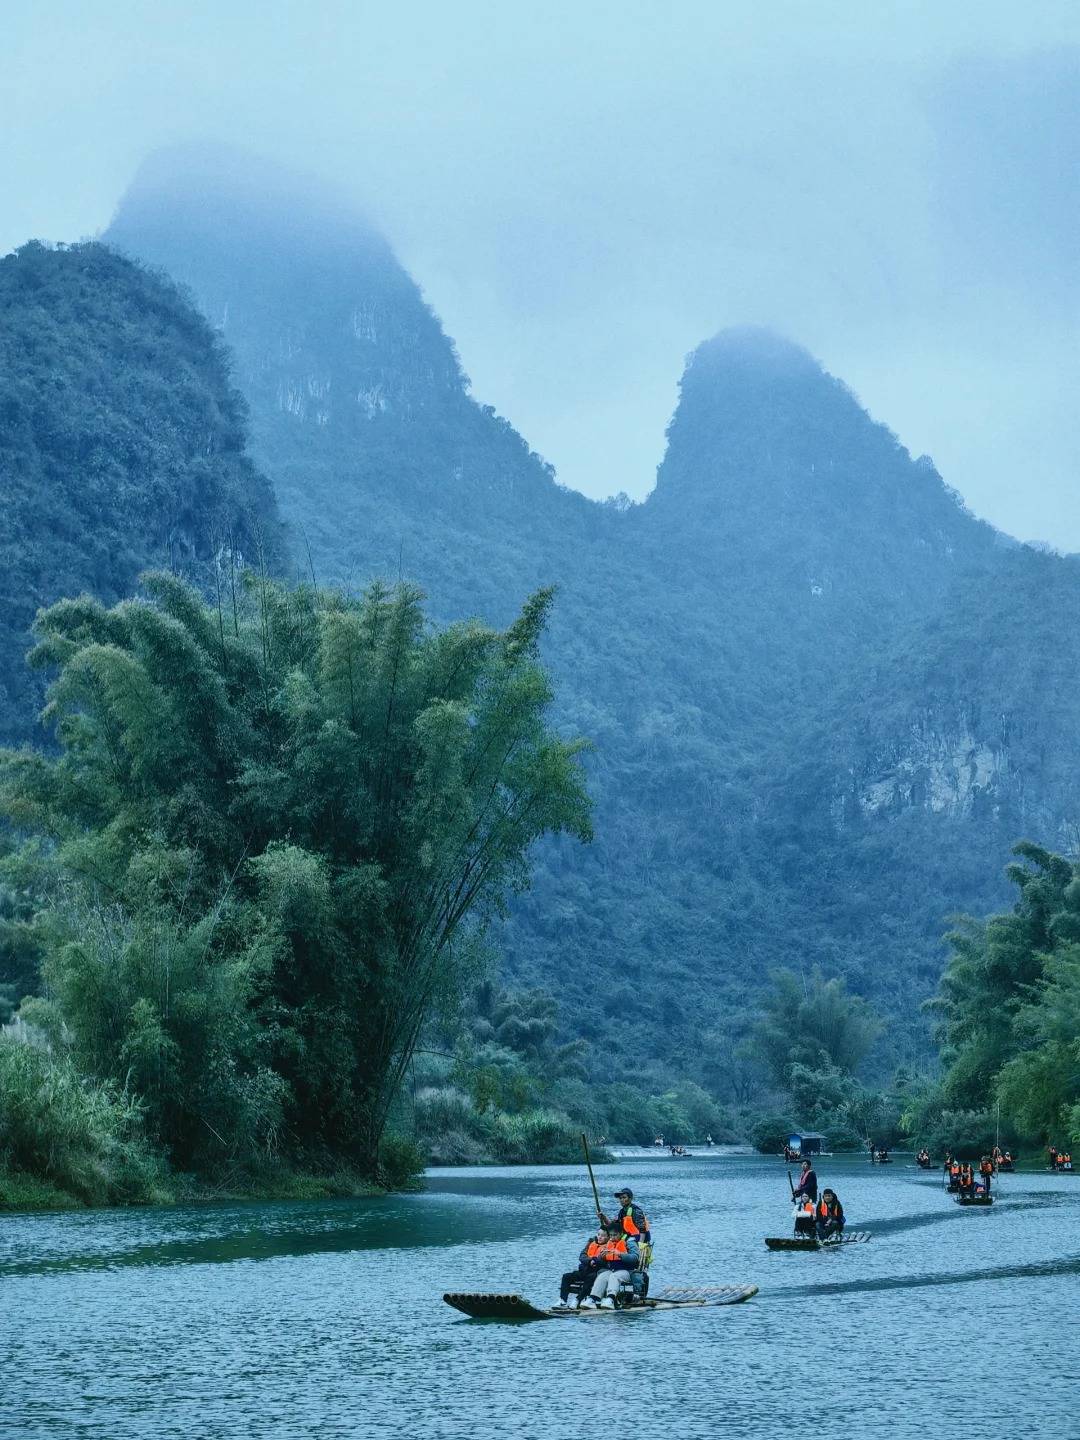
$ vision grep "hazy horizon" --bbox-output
[5,2,1078,547]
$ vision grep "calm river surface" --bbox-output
[2,1151,1077,1439]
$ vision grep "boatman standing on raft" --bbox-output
[792,1158,818,1203]
[599,1187,652,1245]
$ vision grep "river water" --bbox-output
[2,1151,1077,1439]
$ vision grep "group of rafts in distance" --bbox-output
[442,1133,1059,1320]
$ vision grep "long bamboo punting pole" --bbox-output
[581,1133,603,1218]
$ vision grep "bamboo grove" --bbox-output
[0,570,591,1191]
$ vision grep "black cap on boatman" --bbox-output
[614,1188,633,1200]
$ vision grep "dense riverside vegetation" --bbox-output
[904,843,1080,1155]
[0,573,590,1203]
[0,239,282,747]
[409,980,738,1164]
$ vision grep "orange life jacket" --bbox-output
[585,1241,602,1259]
[799,1199,814,1216]
[816,1198,839,1221]
[615,1204,648,1239]
[950,1163,960,1177]
[599,1238,629,1264]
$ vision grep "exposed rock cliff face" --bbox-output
[838,543,1080,846]
[857,730,1005,817]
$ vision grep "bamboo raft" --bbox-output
[954,1193,994,1206]
[765,1230,872,1251]
[443,1284,759,1320]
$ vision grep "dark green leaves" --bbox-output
[0,570,590,1180]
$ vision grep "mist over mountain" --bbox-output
[38,145,1079,1081]
[0,238,281,745]
[646,327,996,588]
[107,145,596,629]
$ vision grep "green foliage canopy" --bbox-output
[0,240,281,746]
[0,571,590,1178]
[927,842,1080,1148]
[754,967,881,1090]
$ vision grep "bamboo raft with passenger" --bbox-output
[765,1231,872,1251]
[444,1134,759,1322]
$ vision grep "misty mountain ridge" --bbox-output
[644,328,998,603]
[5,143,1072,1082]
[107,145,595,631]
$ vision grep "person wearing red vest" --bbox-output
[580,1230,641,1309]
[792,1159,818,1203]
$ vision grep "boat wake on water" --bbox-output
[862,1189,1064,1242]
[780,1251,1080,1302]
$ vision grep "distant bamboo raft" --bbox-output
[764,1230,872,1251]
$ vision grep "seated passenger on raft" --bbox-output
[579,1228,641,1309]
[794,1196,817,1237]
[815,1188,845,1240]
[557,1228,607,1309]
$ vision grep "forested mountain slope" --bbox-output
[96,149,1080,1084]
[0,240,281,745]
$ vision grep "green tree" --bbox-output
[930,843,1073,1112]
[996,946,1080,1140]
[0,571,590,1181]
[927,843,1080,1147]
[754,968,881,1091]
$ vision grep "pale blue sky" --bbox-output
[5,2,1078,546]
